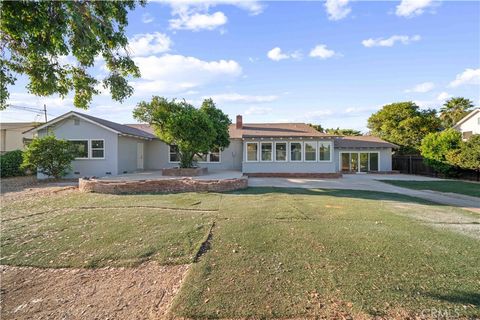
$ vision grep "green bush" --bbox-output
[0,150,25,178]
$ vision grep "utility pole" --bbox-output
[43,104,47,122]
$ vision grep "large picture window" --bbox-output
[246,142,258,162]
[290,142,302,161]
[318,141,332,161]
[169,145,180,162]
[91,140,104,158]
[70,140,88,159]
[275,142,287,161]
[209,148,220,162]
[261,142,273,161]
[304,141,317,162]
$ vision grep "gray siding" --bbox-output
[333,148,392,172]
[144,139,243,171]
[242,139,337,174]
[118,136,145,174]
[37,117,118,178]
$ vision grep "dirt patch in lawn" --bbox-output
[0,262,189,320]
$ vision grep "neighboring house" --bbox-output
[0,122,38,154]
[26,111,397,178]
[453,108,480,140]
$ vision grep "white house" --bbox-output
[453,108,480,140]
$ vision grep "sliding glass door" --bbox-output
[340,152,379,173]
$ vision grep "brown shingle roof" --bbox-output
[334,136,398,148]
[229,123,334,139]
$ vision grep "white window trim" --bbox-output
[318,140,333,162]
[168,145,223,163]
[245,142,259,162]
[90,139,105,160]
[274,141,288,162]
[304,141,317,162]
[339,151,380,172]
[289,141,303,162]
[260,142,273,162]
[69,139,105,160]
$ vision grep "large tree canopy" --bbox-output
[133,97,231,168]
[439,97,474,128]
[367,102,441,154]
[447,134,480,174]
[0,0,144,109]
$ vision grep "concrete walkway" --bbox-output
[249,174,480,213]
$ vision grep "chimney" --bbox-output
[236,115,243,129]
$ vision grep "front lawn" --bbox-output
[378,180,480,198]
[1,188,479,318]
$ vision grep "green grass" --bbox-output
[1,188,479,318]
[378,180,480,198]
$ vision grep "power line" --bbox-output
[6,104,50,122]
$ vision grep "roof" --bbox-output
[26,111,156,140]
[0,122,39,131]
[453,108,480,129]
[229,123,335,139]
[334,135,398,148]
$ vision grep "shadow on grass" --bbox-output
[227,186,443,207]
[424,291,480,308]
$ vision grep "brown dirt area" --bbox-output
[0,263,189,320]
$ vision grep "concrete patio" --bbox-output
[99,169,244,181]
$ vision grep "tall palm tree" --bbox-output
[439,97,474,128]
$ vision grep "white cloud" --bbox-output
[132,54,242,94]
[142,13,154,24]
[244,106,273,115]
[309,44,336,59]
[436,92,452,101]
[267,47,301,61]
[449,68,480,87]
[405,82,435,93]
[127,32,172,57]
[325,0,351,21]
[396,0,434,17]
[205,93,278,103]
[170,11,227,31]
[156,0,264,16]
[362,35,421,47]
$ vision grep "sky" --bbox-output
[2,0,480,132]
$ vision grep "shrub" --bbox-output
[0,150,25,177]
[22,136,77,179]
[420,129,462,176]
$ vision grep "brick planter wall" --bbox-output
[245,172,342,178]
[79,177,248,194]
[162,167,208,176]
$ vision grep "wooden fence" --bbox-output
[392,155,480,181]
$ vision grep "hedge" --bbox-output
[0,150,25,178]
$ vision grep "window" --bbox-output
[91,140,104,158]
[261,142,273,161]
[209,148,220,162]
[193,153,208,162]
[290,142,302,161]
[304,141,317,161]
[275,142,287,161]
[246,142,258,162]
[169,145,179,162]
[369,153,379,171]
[70,140,88,159]
[318,141,331,161]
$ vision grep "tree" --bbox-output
[133,97,231,168]
[325,128,362,136]
[439,97,474,128]
[446,134,480,177]
[0,1,144,109]
[419,128,462,175]
[367,102,441,154]
[22,135,76,179]
[308,124,325,133]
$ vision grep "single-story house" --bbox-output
[0,122,38,154]
[27,111,397,178]
[453,108,480,140]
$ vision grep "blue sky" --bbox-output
[3,0,480,131]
